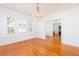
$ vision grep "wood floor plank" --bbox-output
[0,35,79,56]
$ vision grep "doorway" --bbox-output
[53,22,61,36]
[53,19,61,55]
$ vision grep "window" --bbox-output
[6,16,32,34]
[7,16,15,34]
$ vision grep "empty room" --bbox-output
[0,3,79,56]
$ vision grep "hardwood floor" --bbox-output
[0,35,79,56]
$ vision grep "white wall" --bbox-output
[44,6,79,47]
[0,7,35,46]
[31,18,46,39]
[45,20,53,36]
[0,6,46,46]
[36,20,46,39]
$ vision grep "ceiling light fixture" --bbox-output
[35,3,43,21]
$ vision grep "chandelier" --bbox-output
[35,3,43,21]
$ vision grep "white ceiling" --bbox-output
[0,3,79,16]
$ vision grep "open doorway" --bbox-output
[53,22,61,36]
[53,19,61,55]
